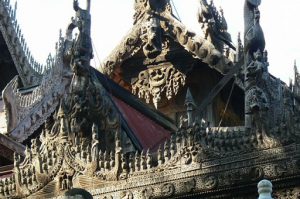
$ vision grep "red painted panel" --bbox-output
[113,97,171,151]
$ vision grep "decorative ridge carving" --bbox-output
[3,31,67,142]
[0,0,57,87]
[161,12,232,74]
[1,102,300,198]
[198,0,235,53]
[133,0,173,25]
[3,84,300,197]
[99,22,143,76]
[100,11,232,78]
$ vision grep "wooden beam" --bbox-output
[196,58,244,114]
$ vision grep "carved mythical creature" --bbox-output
[69,0,93,94]
[134,0,172,24]
[244,0,265,65]
[141,14,162,59]
[198,0,235,52]
[245,50,269,130]
[243,0,272,137]
[245,49,264,89]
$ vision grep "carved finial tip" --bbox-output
[184,88,196,107]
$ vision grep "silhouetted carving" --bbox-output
[198,0,235,52]
[244,0,265,65]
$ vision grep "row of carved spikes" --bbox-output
[14,43,63,108]
[19,166,38,188]
[119,138,182,174]
[100,133,198,176]
[0,175,16,197]
[98,150,115,171]
[18,88,42,107]
[209,1,223,19]
[17,146,58,180]
[0,0,64,83]
[196,126,265,152]
[0,0,46,76]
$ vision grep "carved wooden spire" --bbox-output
[185,88,196,127]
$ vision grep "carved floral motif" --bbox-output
[161,183,175,197]
[132,66,185,108]
[141,187,154,199]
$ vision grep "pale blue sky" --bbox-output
[10,0,300,84]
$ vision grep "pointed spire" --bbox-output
[146,149,152,169]
[135,151,140,171]
[110,151,115,168]
[236,32,244,62]
[185,88,196,107]
[129,153,134,173]
[157,145,163,166]
[289,78,293,89]
[12,1,17,21]
[294,59,299,85]
[185,88,196,127]
[57,101,66,119]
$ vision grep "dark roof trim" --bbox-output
[0,133,25,156]
[93,68,178,132]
